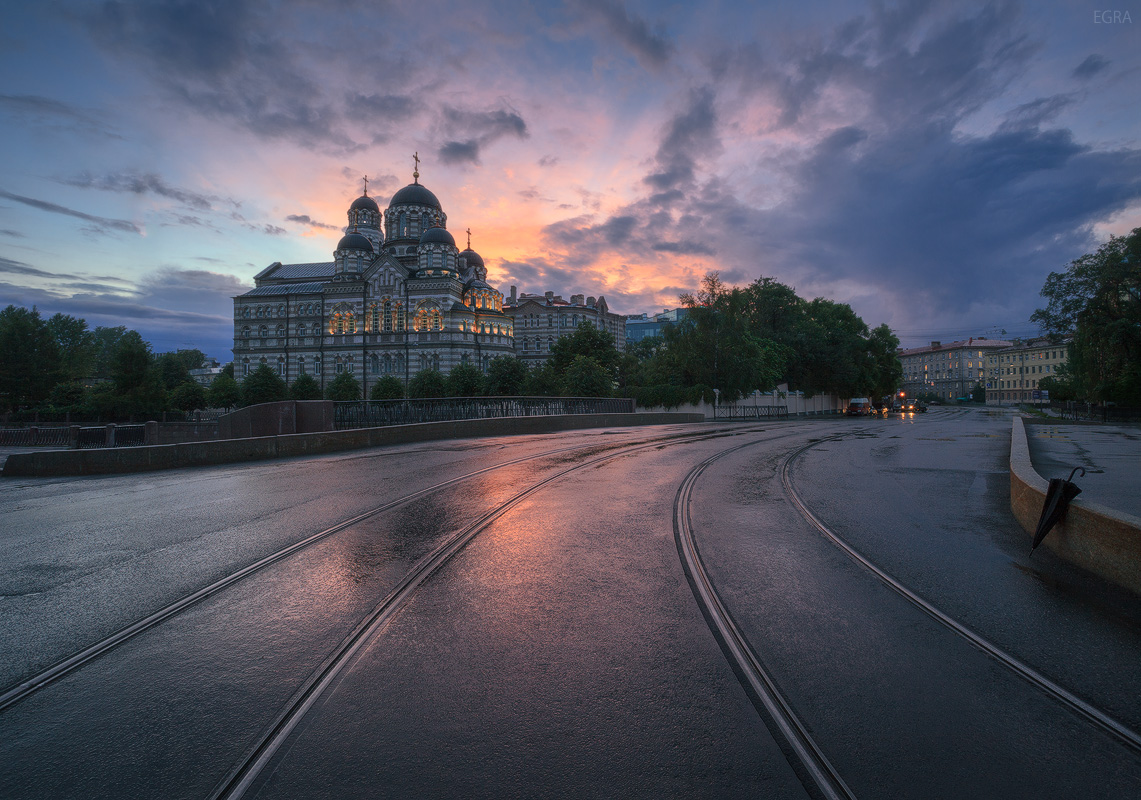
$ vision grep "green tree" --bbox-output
[111,331,152,395]
[208,372,242,409]
[445,361,486,397]
[484,355,529,395]
[522,361,560,396]
[866,324,903,401]
[549,321,620,377]
[46,313,97,383]
[0,305,59,411]
[156,352,193,390]
[241,364,288,406]
[92,326,128,380]
[408,368,447,398]
[560,355,612,397]
[326,371,362,401]
[222,362,235,378]
[290,372,322,400]
[48,381,87,410]
[370,375,405,400]
[172,349,206,372]
[169,381,207,412]
[1032,228,1141,404]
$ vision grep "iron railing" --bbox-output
[713,405,789,420]
[75,425,147,449]
[334,396,635,430]
[0,426,71,446]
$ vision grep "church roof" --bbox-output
[390,183,441,209]
[263,262,336,279]
[241,282,328,296]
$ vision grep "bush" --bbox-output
[408,368,446,398]
[446,362,486,397]
[241,364,287,406]
[290,372,322,400]
[485,355,528,395]
[326,371,362,401]
[169,381,207,412]
[370,375,405,400]
[208,373,241,409]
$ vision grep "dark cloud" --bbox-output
[286,214,340,230]
[1073,54,1110,81]
[0,256,56,278]
[574,0,673,69]
[651,241,715,255]
[229,211,286,236]
[0,229,25,238]
[643,86,718,191]
[61,171,223,210]
[539,155,559,168]
[78,0,364,153]
[998,94,1075,133]
[439,140,482,165]
[345,92,420,122]
[0,189,142,235]
[438,107,529,165]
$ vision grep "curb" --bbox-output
[1009,416,1141,596]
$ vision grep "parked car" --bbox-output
[846,398,873,416]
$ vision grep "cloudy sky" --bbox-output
[1,0,1138,360]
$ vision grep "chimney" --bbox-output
[587,296,596,307]
[509,285,517,304]
[545,291,554,304]
[931,341,941,348]
[571,294,584,305]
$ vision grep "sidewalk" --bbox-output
[1024,421,1141,520]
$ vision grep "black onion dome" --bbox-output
[465,277,492,290]
[350,194,379,212]
[459,248,485,269]
[337,231,374,252]
[390,183,441,209]
[419,226,456,247]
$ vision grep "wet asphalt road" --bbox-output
[1,413,1140,798]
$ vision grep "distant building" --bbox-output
[625,307,689,343]
[503,287,625,364]
[189,358,226,387]
[232,165,513,392]
[985,337,1071,406]
[899,338,1012,401]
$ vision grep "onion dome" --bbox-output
[337,231,374,252]
[458,248,485,270]
[419,226,456,247]
[390,183,442,209]
[350,194,379,213]
[466,277,492,290]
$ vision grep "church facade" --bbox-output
[232,168,514,394]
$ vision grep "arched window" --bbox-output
[370,354,379,374]
[414,308,429,331]
[335,357,344,374]
[277,356,285,376]
[298,323,307,337]
[313,357,321,375]
[259,325,268,338]
[395,302,406,331]
[241,326,250,338]
[432,353,440,371]
[298,357,306,374]
[242,307,250,318]
[241,358,250,376]
[429,309,443,331]
[399,212,408,237]
[383,354,392,374]
[278,304,285,316]
[276,325,285,338]
[368,304,379,333]
[382,299,393,332]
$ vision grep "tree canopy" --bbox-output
[1032,228,1141,404]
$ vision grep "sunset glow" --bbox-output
[1,1,1138,360]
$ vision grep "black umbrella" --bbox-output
[1031,467,1085,554]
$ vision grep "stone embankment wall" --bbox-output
[3,413,702,477]
[1009,416,1141,596]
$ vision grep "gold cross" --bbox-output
[466,227,471,249]
[362,174,368,195]
[413,152,420,183]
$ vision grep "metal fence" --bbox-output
[1048,402,1141,423]
[75,425,147,449]
[0,426,72,446]
[713,405,789,420]
[334,396,636,430]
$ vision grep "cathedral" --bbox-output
[232,163,514,394]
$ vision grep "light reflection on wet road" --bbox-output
[2,414,1140,798]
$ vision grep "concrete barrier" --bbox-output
[2,413,704,478]
[1010,416,1141,595]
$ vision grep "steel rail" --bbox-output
[0,425,740,714]
[673,439,858,800]
[781,436,1141,755]
[210,424,789,799]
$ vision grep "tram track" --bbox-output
[781,434,1141,755]
[673,435,857,800]
[210,423,810,799]
[0,424,761,716]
